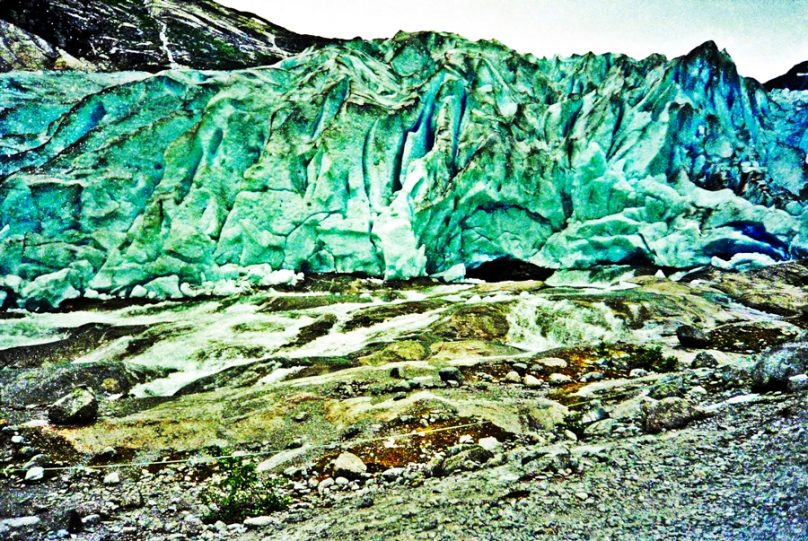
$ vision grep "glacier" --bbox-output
[0,33,806,309]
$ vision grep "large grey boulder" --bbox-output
[48,387,98,426]
[641,397,700,433]
[752,341,808,392]
[333,452,367,479]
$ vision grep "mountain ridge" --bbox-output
[0,0,332,71]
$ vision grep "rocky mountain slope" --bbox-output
[0,33,806,309]
[0,0,329,71]
[765,61,808,91]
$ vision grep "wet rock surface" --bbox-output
[0,263,806,540]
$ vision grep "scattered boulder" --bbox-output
[521,445,577,474]
[676,325,711,348]
[751,341,808,392]
[438,367,463,383]
[48,387,98,426]
[440,444,494,475]
[504,370,522,383]
[526,398,570,430]
[333,452,367,479]
[641,397,700,433]
[692,352,719,369]
[548,373,572,386]
[579,402,608,425]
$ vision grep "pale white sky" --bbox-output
[219,0,807,82]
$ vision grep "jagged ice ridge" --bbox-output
[0,33,806,309]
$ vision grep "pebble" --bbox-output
[318,478,334,492]
[505,371,522,383]
[478,437,501,452]
[382,467,404,482]
[549,373,573,386]
[523,374,544,388]
[540,357,568,369]
[2,516,41,529]
[24,466,44,482]
[103,471,121,485]
[243,516,274,527]
[82,514,101,526]
[788,374,808,392]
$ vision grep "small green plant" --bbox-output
[630,344,678,372]
[201,456,289,523]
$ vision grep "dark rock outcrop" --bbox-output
[0,0,331,72]
[764,61,808,91]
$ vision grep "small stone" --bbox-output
[48,387,98,426]
[523,374,543,388]
[538,357,568,369]
[478,436,501,452]
[580,371,604,382]
[458,434,474,444]
[10,435,23,445]
[317,478,334,492]
[504,370,522,383]
[382,467,404,482]
[629,368,649,378]
[692,352,719,369]
[439,367,463,383]
[2,516,40,529]
[788,374,808,392]
[575,491,589,501]
[103,471,121,485]
[335,476,349,486]
[334,452,367,479]
[81,514,101,526]
[24,466,44,482]
[292,411,309,423]
[512,363,528,376]
[243,516,274,527]
[549,373,572,386]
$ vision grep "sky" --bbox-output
[219,0,807,82]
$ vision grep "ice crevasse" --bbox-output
[0,33,806,309]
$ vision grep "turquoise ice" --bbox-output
[0,33,806,309]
